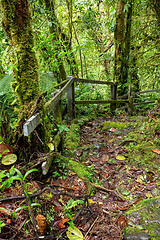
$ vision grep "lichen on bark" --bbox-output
[1,0,40,108]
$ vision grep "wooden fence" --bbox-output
[23,76,159,137]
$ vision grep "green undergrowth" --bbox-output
[123,117,160,174]
[65,124,80,149]
[65,115,96,150]
[124,197,160,240]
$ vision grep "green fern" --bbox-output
[0,75,13,95]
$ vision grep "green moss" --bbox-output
[101,121,128,131]
[65,124,80,149]
[69,160,95,194]
[124,197,160,239]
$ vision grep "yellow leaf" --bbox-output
[1,154,17,165]
[116,155,126,161]
[48,143,54,151]
[88,199,95,204]
[136,178,143,184]
[145,192,153,198]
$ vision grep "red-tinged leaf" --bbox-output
[106,202,119,213]
[109,128,117,132]
[0,206,10,215]
[54,204,63,212]
[57,218,70,228]
[66,146,71,150]
[116,215,129,229]
[90,158,98,162]
[132,199,143,205]
[108,149,114,153]
[152,149,160,154]
[142,230,149,233]
[118,205,130,211]
[7,218,12,224]
[0,143,13,157]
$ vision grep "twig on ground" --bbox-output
[0,186,87,203]
[84,216,99,240]
[83,177,124,201]
[9,220,27,240]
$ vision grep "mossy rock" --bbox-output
[101,121,128,131]
[124,197,160,240]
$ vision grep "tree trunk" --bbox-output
[114,0,125,96]
[44,0,66,83]
[123,0,133,87]
[1,0,40,107]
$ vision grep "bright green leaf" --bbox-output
[23,169,38,181]
[66,226,84,240]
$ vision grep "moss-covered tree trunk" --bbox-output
[114,0,125,96]
[123,0,133,89]
[1,0,40,108]
[1,0,47,156]
[44,0,66,83]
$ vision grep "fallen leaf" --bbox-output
[0,143,13,157]
[1,154,17,165]
[90,158,98,162]
[136,178,143,184]
[57,218,70,228]
[116,215,129,229]
[152,149,160,154]
[109,128,117,132]
[36,214,47,235]
[0,206,10,215]
[88,199,95,204]
[101,155,109,162]
[66,146,71,150]
[67,226,83,240]
[116,155,126,161]
[145,192,153,198]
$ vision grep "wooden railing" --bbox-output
[23,76,159,136]
[117,86,160,110]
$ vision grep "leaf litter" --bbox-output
[0,113,160,239]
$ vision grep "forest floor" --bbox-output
[0,108,160,240]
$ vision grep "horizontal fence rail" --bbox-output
[23,76,159,136]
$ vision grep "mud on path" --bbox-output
[0,113,160,239]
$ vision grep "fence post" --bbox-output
[110,83,117,114]
[67,75,75,121]
[128,85,133,115]
[51,91,63,151]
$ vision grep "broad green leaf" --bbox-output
[23,169,38,181]
[66,226,83,240]
[1,154,17,165]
